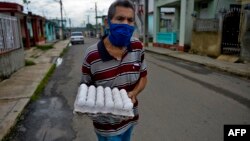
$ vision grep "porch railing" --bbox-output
[0,14,21,54]
[193,19,219,32]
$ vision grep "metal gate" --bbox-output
[221,5,241,56]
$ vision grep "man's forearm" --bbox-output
[128,76,147,103]
[133,76,147,96]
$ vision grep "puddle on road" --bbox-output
[38,100,47,104]
[56,58,63,67]
[33,97,65,118]
[50,57,63,67]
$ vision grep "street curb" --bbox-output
[145,49,250,79]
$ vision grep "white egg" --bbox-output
[97,86,104,93]
[124,102,133,110]
[120,89,127,95]
[96,100,103,108]
[87,85,96,101]
[114,100,123,109]
[112,87,120,94]
[85,99,95,107]
[77,84,88,106]
[124,98,132,104]
[104,87,112,94]
[96,93,104,107]
[105,87,113,101]
[105,100,114,108]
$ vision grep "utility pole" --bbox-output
[95,2,98,37]
[87,15,90,24]
[69,18,71,32]
[60,0,63,39]
[23,0,31,12]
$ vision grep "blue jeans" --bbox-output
[96,126,134,141]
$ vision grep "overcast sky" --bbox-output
[1,0,115,27]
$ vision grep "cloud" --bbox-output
[0,0,115,27]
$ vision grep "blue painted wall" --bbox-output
[148,14,154,37]
[45,22,56,41]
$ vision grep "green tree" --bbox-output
[86,23,94,29]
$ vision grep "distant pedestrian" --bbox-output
[81,0,147,141]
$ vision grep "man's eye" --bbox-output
[117,17,124,21]
[128,18,134,23]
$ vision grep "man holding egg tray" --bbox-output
[80,0,147,141]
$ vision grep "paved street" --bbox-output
[135,53,250,141]
[5,38,250,141]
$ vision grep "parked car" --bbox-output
[70,32,84,45]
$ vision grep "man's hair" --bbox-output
[108,0,135,20]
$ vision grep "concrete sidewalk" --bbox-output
[145,46,250,78]
[0,40,69,140]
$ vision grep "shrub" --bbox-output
[36,44,53,51]
[25,59,36,66]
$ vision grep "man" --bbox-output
[81,0,147,140]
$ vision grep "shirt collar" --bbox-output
[97,36,132,62]
[97,39,113,61]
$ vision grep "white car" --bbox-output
[70,32,84,45]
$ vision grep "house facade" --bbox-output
[0,2,51,80]
[191,0,250,61]
[191,0,241,57]
[0,2,46,48]
[0,2,24,80]
[27,13,46,46]
[151,0,249,61]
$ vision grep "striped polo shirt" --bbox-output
[81,37,147,136]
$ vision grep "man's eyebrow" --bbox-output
[116,15,126,18]
[115,15,134,19]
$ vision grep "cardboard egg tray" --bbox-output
[74,84,134,119]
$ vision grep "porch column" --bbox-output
[240,10,250,61]
[24,17,30,48]
[179,0,187,48]
[185,0,194,46]
[174,7,180,41]
[153,5,160,44]
[32,18,38,45]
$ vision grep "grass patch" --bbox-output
[30,54,39,58]
[31,64,56,101]
[59,47,69,57]
[36,44,54,51]
[25,59,36,66]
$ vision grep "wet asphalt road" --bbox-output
[9,38,250,141]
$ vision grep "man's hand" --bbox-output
[128,91,137,104]
[127,76,147,104]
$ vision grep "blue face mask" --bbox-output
[108,20,134,47]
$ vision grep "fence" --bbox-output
[0,14,21,54]
[193,19,219,32]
